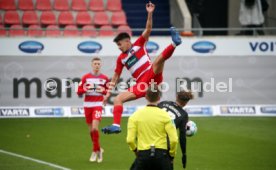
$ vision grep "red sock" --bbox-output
[89,131,94,151]
[113,105,123,125]
[162,44,175,60]
[92,130,100,152]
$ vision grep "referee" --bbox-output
[130,90,194,169]
[126,85,178,170]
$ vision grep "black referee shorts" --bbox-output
[132,149,172,170]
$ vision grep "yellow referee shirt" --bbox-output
[126,105,178,157]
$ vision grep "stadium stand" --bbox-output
[0,13,2,24]
[89,0,105,11]
[71,0,87,11]
[9,24,25,36]
[18,0,35,11]
[122,0,170,35]
[94,11,109,26]
[106,0,122,11]
[0,0,132,37]
[81,25,97,36]
[0,25,7,36]
[0,0,17,10]
[54,0,70,11]
[22,11,39,25]
[99,25,115,36]
[63,25,80,36]
[36,0,52,11]
[4,10,21,25]
[117,25,132,36]
[111,11,127,26]
[46,24,61,36]
[58,11,75,25]
[76,11,93,26]
[40,11,57,26]
[27,24,44,37]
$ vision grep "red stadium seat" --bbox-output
[40,11,57,25]
[28,25,44,37]
[22,11,39,25]
[4,11,20,25]
[58,11,74,25]
[46,25,61,37]
[36,0,52,10]
[117,25,132,36]
[18,0,35,10]
[81,25,97,37]
[0,14,2,24]
[106,0,122,11]
[0,25,7,36]
[63,25,80,36]
[94,12,109,26]
[99,25,115,36]
[71,0,87,11]
[76,12,92,26]
[54,0,70,11]
[111,11,127,26]
[89,0,105,11]
[9,25,26,36]
[0,0,16,10]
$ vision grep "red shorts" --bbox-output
[128,67,163,99]
[84,106,103,124]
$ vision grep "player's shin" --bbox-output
[92,130,100,152]
[113,105,123,126]
[161,44,175,60]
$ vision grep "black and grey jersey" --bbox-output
[158,101,189,168]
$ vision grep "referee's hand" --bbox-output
[169,155,174,163]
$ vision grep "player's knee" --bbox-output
[91,127,98,132]
[114,96,122,105]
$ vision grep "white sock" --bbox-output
[172,42,177,47]
[112,124,120,127]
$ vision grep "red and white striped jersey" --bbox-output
[77,72,109,108]
[115,36,152,80]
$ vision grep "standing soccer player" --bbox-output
[130,90,194,169]
[102,1,182,134]
[158,90,194,169]
[77,57,109,163]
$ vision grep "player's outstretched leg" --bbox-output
[102,91,136,134]
[152,27,182,75]
[171,27,182,46]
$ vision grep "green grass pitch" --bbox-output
[1,117,276,170]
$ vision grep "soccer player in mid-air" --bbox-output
[77,57,109,163]
[101,1,182,134]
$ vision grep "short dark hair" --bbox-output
[177,90,194,104]
[113,32,131,43]
[145,84,162,103]
[91,57,101,62]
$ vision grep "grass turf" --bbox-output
[0,117,276,170]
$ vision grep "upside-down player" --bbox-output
[77,57,109,162]
[102,1,182,134]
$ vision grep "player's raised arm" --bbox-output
[142,1,155,40]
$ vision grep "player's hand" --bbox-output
[146,1,155,13]
[103,93,110,106]
[95,86,105,93]
[169,155,174,163]
[85,83,95,91]
[107,82,115,93]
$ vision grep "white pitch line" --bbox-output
[0,149,71,170]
